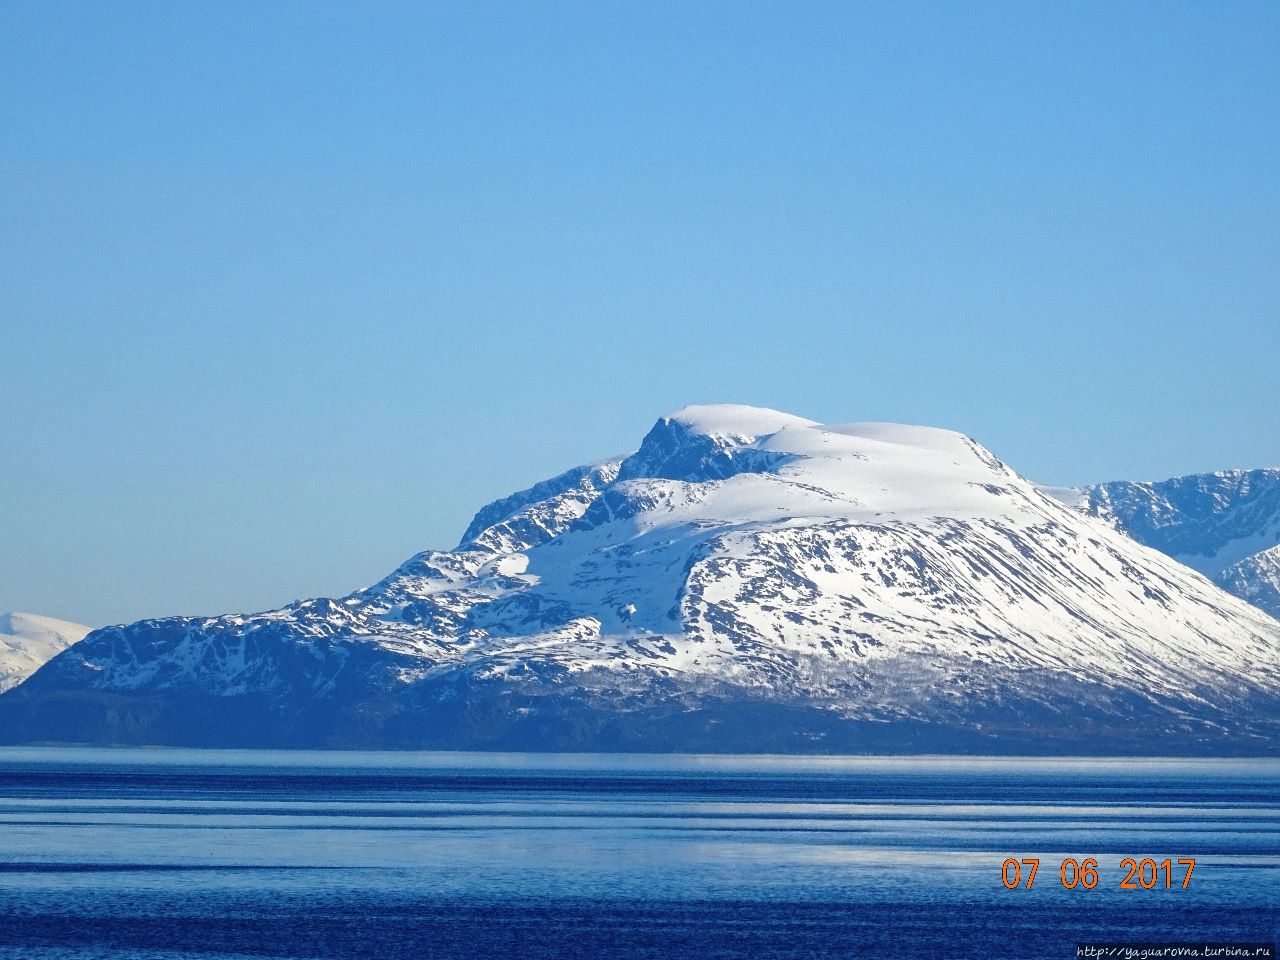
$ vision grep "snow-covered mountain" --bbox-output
[5,406,1280,753]
[1069,470,1280,619]
[0,613,92,693]
[1220,546,1280,619]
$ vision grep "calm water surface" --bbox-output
[0,749,1275,959]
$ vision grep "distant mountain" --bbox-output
[1220,546,1280,619]
[4,406,1280,753]
[0,613,92,693]
[1068,470,1280,619]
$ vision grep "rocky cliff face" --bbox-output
[1072,469,1280,618]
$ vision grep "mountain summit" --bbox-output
[5,405,1279,753]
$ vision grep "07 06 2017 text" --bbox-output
[1001,857,1196,890]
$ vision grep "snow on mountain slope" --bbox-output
[0,613,91,693]
[6,406,1280,753]
[458,459,623,553]
[1060,469,1280,619]
[1219,546,1280,619]
[1078,470,1280,577]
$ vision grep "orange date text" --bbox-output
[1000,857,1195,891]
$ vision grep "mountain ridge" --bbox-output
[1063,468,1280,618]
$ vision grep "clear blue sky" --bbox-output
[2,1,1277,627]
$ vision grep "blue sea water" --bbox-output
[0,749,1275,959]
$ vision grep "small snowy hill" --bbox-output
[5,406,1280,753]
[0,613,92,693]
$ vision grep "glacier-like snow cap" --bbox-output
[664,404,818,439]
[608,404,1029,526]
[0,612,92,693]
[661,404,991,462]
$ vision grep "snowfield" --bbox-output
[0,612,91,693]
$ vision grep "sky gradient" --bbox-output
[2,1,1277,627]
